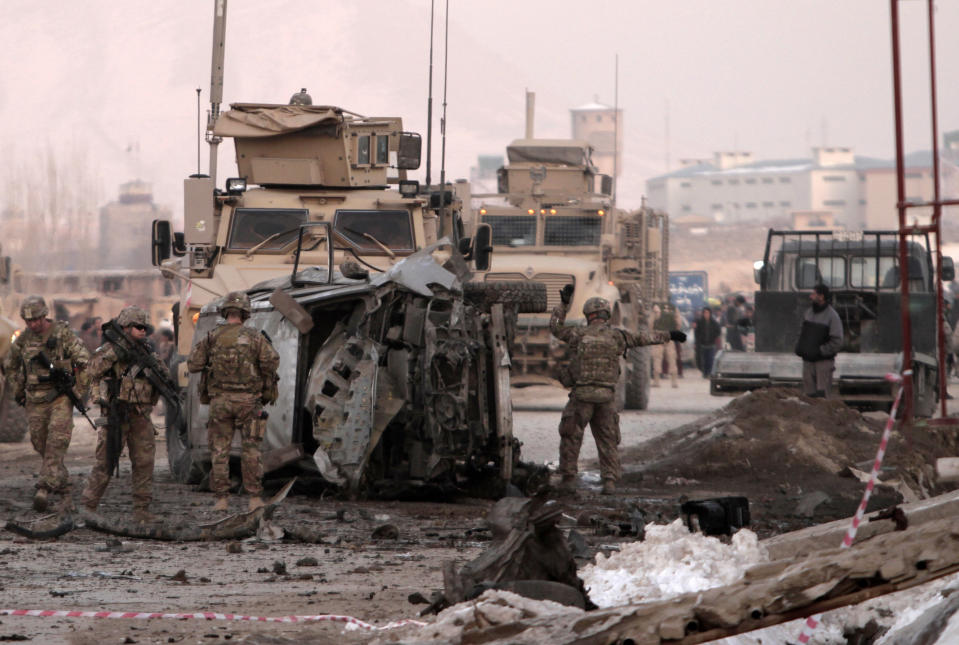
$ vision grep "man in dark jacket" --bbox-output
[693,307,722,378]
[795,284,844,397]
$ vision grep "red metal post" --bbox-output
[890,0,913,420]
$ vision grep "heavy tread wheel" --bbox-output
[166,409,203,484]
[914,364,937,418]
[0,389,28,443]
[623,347,650,410]
[463,281,548,314]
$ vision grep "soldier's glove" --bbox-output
[559,284,574,305]
[669,330,687,343]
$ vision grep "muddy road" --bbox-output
[0,377,951,644]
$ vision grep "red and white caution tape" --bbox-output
[0,608,426,631]
[796,371,907,644]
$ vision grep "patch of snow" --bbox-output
[579,519,768,608]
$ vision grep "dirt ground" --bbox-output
[1,386,959,644]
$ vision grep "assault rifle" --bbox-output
[33,351,96,430]
[99,320,183,476]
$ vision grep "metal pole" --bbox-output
[890,0,913,420]
[425,0,435,189]
[927,0,947,417]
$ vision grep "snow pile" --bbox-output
[580,519,768,608]
[414,589,582,643]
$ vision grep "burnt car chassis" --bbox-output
[167,240,548,498]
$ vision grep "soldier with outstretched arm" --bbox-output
[81,306,172,523]
[187,292,279,512]
[550,285,686,495]
[2,296,90,511]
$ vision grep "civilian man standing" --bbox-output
[794,283,844,397]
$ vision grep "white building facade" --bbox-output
[646,147,957,230]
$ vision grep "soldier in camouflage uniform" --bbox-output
[81,306,169,522]
[550,286,685,495]
[187,291,279,512]
[2,296,90,511]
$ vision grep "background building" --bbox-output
[98,180,172,269]
[647,147,959,229]
[570,100,623,181]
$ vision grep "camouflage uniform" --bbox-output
[187,307,279,501]
[550,302,669,487]
[81,308,170,515]
[2,299,90,499]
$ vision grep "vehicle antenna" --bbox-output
[196,88,202,175]
[424,0,435,189]
[612,52,619,207]
[438,0,450,212]
[207,0,228,185]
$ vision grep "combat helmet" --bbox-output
[583,297,611,319]
[220,291,252,318]
[116,305,151,332]
[20,295,48,320]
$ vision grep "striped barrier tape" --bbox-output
[0,608,426,631]
[796,370,907,644]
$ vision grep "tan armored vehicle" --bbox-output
[150,1,545,495]
[473,134,669,409]
[0,247,27,442]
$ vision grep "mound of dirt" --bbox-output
[620,388,959,534]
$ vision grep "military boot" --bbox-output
[248,496,265,512]
[133,508,157,524]
[557,476,577,495]
[601,480,616,496]
[212,497,229,512]
[32,488,48,512]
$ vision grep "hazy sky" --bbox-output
[3,0,957,221]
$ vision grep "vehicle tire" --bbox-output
[623,347,650,410]
[166,406,203,484]
[463,281,548,314]
[913,363,938,418]
[0,389,28,443]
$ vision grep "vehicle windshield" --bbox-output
[227,208,309,251]
[483,215,536,246]
[333,210,414,253]
[544,216,602,246]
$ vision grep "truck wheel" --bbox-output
[623,347,650,410]
[0,389,28,443]
[463,281,548,314]
[166,411,203,484]
[913,363,938,418]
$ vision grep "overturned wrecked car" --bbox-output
[167,234,547,498]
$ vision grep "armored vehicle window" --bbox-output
[356,135,371,166]
[483,215,536,246]
[850,256,898,289]
[227,208,308,251]
[375,135,390,165]
[544,216,601,246]
[334,210,414,252]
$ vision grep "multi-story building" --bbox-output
[646,147,958,229]
[570,100,622,181]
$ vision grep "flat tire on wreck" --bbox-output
[463,281,548,314]
[0,389,27,443]
[166,411,203,484]
[623,347,650,410]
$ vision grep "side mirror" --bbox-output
[473,224,493,272]
[397,132,422,170]
[599,174,613,196]
[496,167,508,194]
[172,232,187,257]
[0,256,9,284]
[943,256,955,283]
[753,260,767,286]
[152,219,172,266]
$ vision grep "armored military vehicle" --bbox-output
[473,135,669,409]
[711,229,954,416]
[0,247,26,442]
[150,0,545,495]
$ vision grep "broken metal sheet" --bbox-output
[312,447,346,487]
[370,239,459,296]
